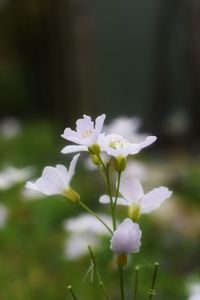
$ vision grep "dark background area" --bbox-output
[0,0,199,139]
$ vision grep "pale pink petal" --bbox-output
[120,176,144,204]
[95,114,106,134]
[39,167,64,190]
[25,181,39,192]
[130,136,157,154]
[61,145,87,154]
[67,154,80,184]
[141,187,172,213]
[56,165,69,186]
[99,194,129,206]
[111,218,142,254]
[76,115,93,132]
[36,177,62,195]
[61,128,81,144]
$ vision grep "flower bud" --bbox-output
[89,153,101,166]
[111,218,142,255]
[128,204,141,222]
[116,253,127,266]
[88,144,101,155]
[114,155,126,172]
[63,187,80,203]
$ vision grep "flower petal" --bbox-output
[111,218,142,254]
[36,177,62,195]
[141,187,172,213]
[129,136,157,154]
[119,176,144,204]
[25,181,39,192]
[99,194,129,206]
[61,145,87,154]
[61,128,81,144]
[76,115,93,132]
[67,154,80,184]
[95,114,106,134]
[56,164,69,186]
[34,166,64,195]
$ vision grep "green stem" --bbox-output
[113,171,121,208]
[79,200,113,234]
[96,154,116,231]
[105,166,117,230]
[148,262,159,300]
[88,246,111,300]
[134,266,140,300]
[67,285,78,300]
[119,266,125,300]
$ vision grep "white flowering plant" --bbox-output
[26,114,172,300]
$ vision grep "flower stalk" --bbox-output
[88,246,110,300]
[119,266,125,300]
[67,285,78,300]
[79,200,113,234]
[148,262,159,300]
[134,266,140,300]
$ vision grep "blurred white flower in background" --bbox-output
[0,204,8,228]
[0,166,34,190]
[63,213,112,260]
[188,282,200,300]
[63,234,100,260]
[0,117,22,139]
[104,116,145,142]
[21,187,44,201]
[163,109,190,137]
[123,161,148,182]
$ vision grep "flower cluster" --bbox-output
[26,114,172,266]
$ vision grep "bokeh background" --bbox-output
[0,0,200,299]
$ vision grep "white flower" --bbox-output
[26,154,79,197]
[0,117,22,139]
[111,218,142,254]
[0,204,8,228]
[105,116,145,142]
[188,283,200,300]
[63,213,112,260]
[61,114,106,154]
[0,166,33,190]
[63,213,112,235]
[100,176,172,219]
[124,161,148,182]
[98,133,157,158]
[64,234,100,260]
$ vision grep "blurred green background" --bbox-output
[0,0,200,299]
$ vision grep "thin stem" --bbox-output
[134,266,140,300]
[88,246,111,300]
[67,285,78,300]
[113,171,121,208]
[119,266,125,300]
[148,262,159,300]
[96,154,116,230]
[79,200,113,234]
[105,166,117,230]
